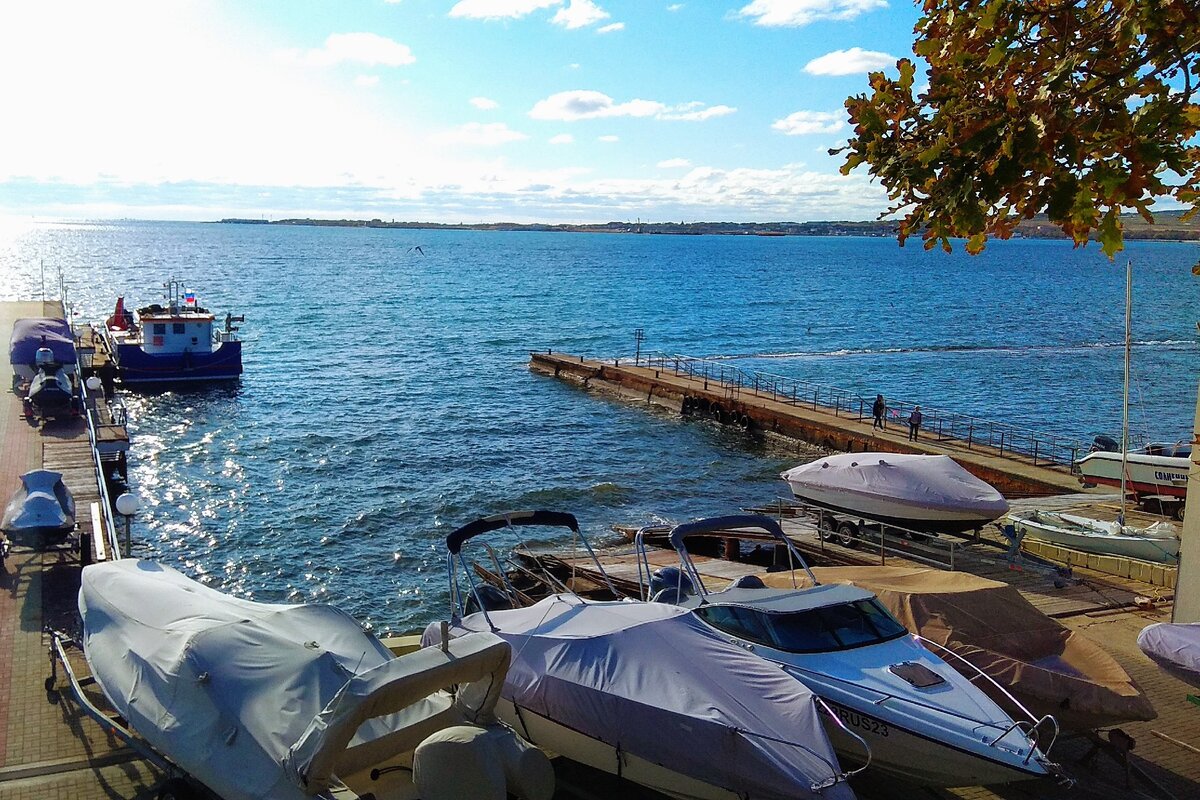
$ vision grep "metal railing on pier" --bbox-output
[79,377,124,561]
[636,351,1082,466]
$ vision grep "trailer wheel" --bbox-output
[158,778,199,800]
[836,521,859,548]
[1176,503,1186,522]
[818,513,837,541]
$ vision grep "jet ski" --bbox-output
[1,469,76,546]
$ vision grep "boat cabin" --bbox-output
[136,305,217,355]
[685,584,909,654]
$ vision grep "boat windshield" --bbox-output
[695,598,908,653]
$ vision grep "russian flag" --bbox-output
[183,292,196,306]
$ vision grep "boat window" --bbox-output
[699,599,909,653]
[173,323,186,334]
[153,323,166,334]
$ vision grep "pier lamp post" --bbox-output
[115,492,141,557]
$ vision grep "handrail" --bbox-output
[913,634,1060,759]
[638,350,1083,466]
[78,364,124,561]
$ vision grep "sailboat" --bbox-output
[1011,260,1182,562]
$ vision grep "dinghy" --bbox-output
[1,469,75,546]
[765,566,1155,732]
[435,511,855,800]
[80,559,551,800]
[781,453,1009,533]
[1137,622,1200,689]
[1008,510,1179,564]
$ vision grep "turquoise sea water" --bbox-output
[1,221,1197,630]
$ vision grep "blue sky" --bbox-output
[0,1,924,223]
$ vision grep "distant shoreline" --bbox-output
[218,214,1200,242]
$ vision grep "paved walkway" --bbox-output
[0,301,161,799]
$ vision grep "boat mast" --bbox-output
[1119,260,1132,526]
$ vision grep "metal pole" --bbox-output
[1119,259,1132,526]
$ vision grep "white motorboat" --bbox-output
[436,510,856,800]
[1075,442,1190,506]
[1137,622,1200,689]
[652,515,1061,788]
[1,469,76,546]
[1008,509,1179,565]
[781,453,1009,533]
[79,559,552,800]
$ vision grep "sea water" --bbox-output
[1,221,1196,630]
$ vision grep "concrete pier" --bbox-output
[531,351,1092,497]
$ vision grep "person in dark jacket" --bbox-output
[908,406,923,441]
[872,394,886,430]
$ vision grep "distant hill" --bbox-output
[219,209,1199,241]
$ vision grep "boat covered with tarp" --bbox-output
[781,453,1009,533]
[80,559,546,800]
[763,566,1154,732]
[1137,622,1200,689]
[1,469,75,546]
[426,593,853,800]
[9,317,76,381]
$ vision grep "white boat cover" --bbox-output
[1,469,75,536]
[781,453,1009,518]
[9,317,75,377]
[426,594,853,800]
[81,560,512,800]
[1137,622,1200,687]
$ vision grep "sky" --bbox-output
[0,1,925,223]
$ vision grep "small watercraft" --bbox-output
[1075,440,1189,512]
[1137,622,1200,689]
[80,559,551,800]
[26,347,77,419]
[8,316,76,383]
[770,565,1155,732]
[434,510,856,800]
[656,515,1060,787]
[1,469,76,546]
[781,453,1009,534]
[1008,509,1179,564]
[103,280,243,386]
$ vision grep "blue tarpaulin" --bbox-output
[9,317,75,368]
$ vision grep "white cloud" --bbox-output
[657,158,691,168]
[772,110,845,135]
[804,47,896,75]
[598,135,619,142]
[553,0,609,29]
[549,133,574,144]
[470,96,500,110]
[433,122,528,146]
[354,75,380,87]
[529,91,733,122]
[667,4,684,10]
[280,32,415,67]
[597,22,625,33]
[737,0,886,27]
[661,103,735,121]
[530,90,663,120]
[449,0,560,20]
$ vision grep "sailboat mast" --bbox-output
[1119,260,1132,524]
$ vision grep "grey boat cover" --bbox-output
[1137,622,1200,688]
[9,317,75,378]
[782,453,1009,517]
[426,594,852,800]
[81,560,513,800]
[1,469,75,537]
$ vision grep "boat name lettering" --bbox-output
[832,705,889,737]
[1153,471,1186,482]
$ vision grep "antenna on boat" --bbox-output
[1119,260,1132,527]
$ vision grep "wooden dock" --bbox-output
[531,351,1091,497]
[0,301,157,799]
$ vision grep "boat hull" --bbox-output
[1011,513,1179,564]
[496,700,745,800]
[784,481,1000,534]
[1075,451,1189,499]
[113,340,242,385]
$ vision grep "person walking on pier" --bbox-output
[908,406,923,441]
[872,394,886,431]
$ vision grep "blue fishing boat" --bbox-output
[103,280,243,386]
